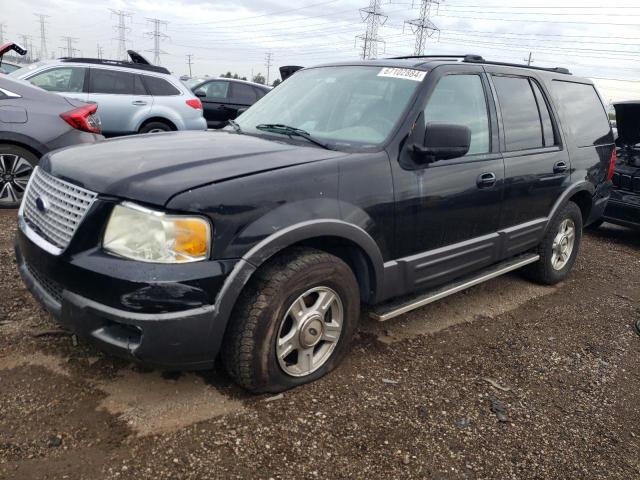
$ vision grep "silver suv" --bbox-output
[10,53,206,136]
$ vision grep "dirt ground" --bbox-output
[1,208,639,480]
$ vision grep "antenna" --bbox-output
[404,0,440,56]
[145,18,169,66]
[111,9,132,61]
[355,0,387,60]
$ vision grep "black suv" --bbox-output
[15,55,615,393]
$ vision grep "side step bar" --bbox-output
[370,253,540,322]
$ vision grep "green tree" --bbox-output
[252,73,266,85]
[272,78,282,87]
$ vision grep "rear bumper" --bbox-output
[603,197,640,229]
[182,115,207,131]
[15,225,239,370]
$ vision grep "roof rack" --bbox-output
[387,54,571,75]
[59,57,170,74]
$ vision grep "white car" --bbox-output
[10,51,206,136]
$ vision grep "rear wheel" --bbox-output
[524,201,583,285]
[0,145,37,209]
[139,121,173,134]
[221,248,360,393]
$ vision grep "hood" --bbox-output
[613,102,640,146]
[42,130,347,206]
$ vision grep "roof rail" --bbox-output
[59,57,170,74]
[386,53,571,75]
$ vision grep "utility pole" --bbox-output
[111,9,132,61]
[356,0,387,60]
[186,54,194,77]
[0,23,5,45]
[405,0,440,56]
[34,14,50,61]
[145,18,169,65]
[265,52,273,85]
[524,52,534,66]
[97,43,104,60]
[60,36,79,58]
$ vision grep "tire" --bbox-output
[524,201,583,285]
[221,247,360,393]
[138,121,173,134]
[0,145,38,209]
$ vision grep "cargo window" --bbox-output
[493,75,544,151]
[423,74,490,155]
[143,76,181,96]
[550,80,611,147]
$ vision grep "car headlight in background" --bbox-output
[103,202,211,263]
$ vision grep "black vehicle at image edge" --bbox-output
[15,55,616,393]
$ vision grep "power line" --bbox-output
[145,18,169,65]
[356,0,387,59]
[404,0,440,55]
[265,52,273,85]
[111,9,132,61]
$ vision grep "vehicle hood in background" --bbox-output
[613,102,640,147]
[41,130,347,206]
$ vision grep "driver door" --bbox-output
[390,65,505,292]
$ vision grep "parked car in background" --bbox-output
[9,51,206,137]
[0,61,21,75]
[190,78,270,128]
[15,55,615,392]
[0,76,103,208]
[595,101,640,230]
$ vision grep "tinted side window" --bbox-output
[550,81,611,147]
[530,81,556,147]
[493,76,543,151]
[28,67,85,93]
[232,83,257,104]
[143,76,180,96]
[195,81,229,99]
[90,69,138,95]
[254,87,267,99]
[424,74,490,155]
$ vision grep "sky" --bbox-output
[3,0,640,103]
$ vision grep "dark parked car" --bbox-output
[15,55,615,393]
[0,76,103,207]
[598,101,640,230]
[191,78,270,128]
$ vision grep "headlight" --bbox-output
[103,202,211,263]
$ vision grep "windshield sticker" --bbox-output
[377,67,427,82]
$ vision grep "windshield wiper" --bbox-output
[228,119,243,133]
[255,124,334,150]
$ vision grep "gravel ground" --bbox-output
[1,208,639,480]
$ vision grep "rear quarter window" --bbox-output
[550,80,611,147]
[143,76,181,96]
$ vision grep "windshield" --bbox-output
[235,66,423,148]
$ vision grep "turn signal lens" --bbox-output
[175,219,209,257]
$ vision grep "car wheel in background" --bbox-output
[0,145,38,209]
[222,248,360,393]
[139,121,173,134]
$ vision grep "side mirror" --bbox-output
[194,90,206,98]
[413,123,471,163]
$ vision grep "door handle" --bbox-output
[477,172,497,188]
[132,100,147,106]
[553,161,569,173]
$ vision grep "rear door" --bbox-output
[87,68,152,136]
[25,66,88,103]
[194,80,231,128]
[487,68,569,253]
[228,82,258,114]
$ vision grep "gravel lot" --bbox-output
[1,208,639,480]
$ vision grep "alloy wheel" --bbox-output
[551,218,576,270]
[0,154,33,206]
[276,286,344,377]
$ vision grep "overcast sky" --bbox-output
[3,0,640,103]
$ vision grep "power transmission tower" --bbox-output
[265,52,273,85]
[404,0,440,56]
[60,36,79,58]
[20,35,33,62]
[145,18,169,65]
[34,14,50,61]
[111,9,132,61]
[97,43,104,60]
[356,0,387,60]
[186,54,194,77]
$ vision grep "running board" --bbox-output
[370,253,540,322]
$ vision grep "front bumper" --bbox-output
[15,224,240,370]
[603,196,640,229]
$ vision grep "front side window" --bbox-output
[28,67,85,93]
[493,75,544,151]
[423,74,490,155]
[235,66,423,148]
[196,81,229,99]
[89,69,139,95]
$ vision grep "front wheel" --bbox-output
[524,201,583,285]
[221,248,360,393]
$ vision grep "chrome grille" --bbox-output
[22,167,97,251]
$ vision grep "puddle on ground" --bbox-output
[362,274,556,343]
[97,368,244,437]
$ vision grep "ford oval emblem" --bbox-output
[35,196,49,213]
